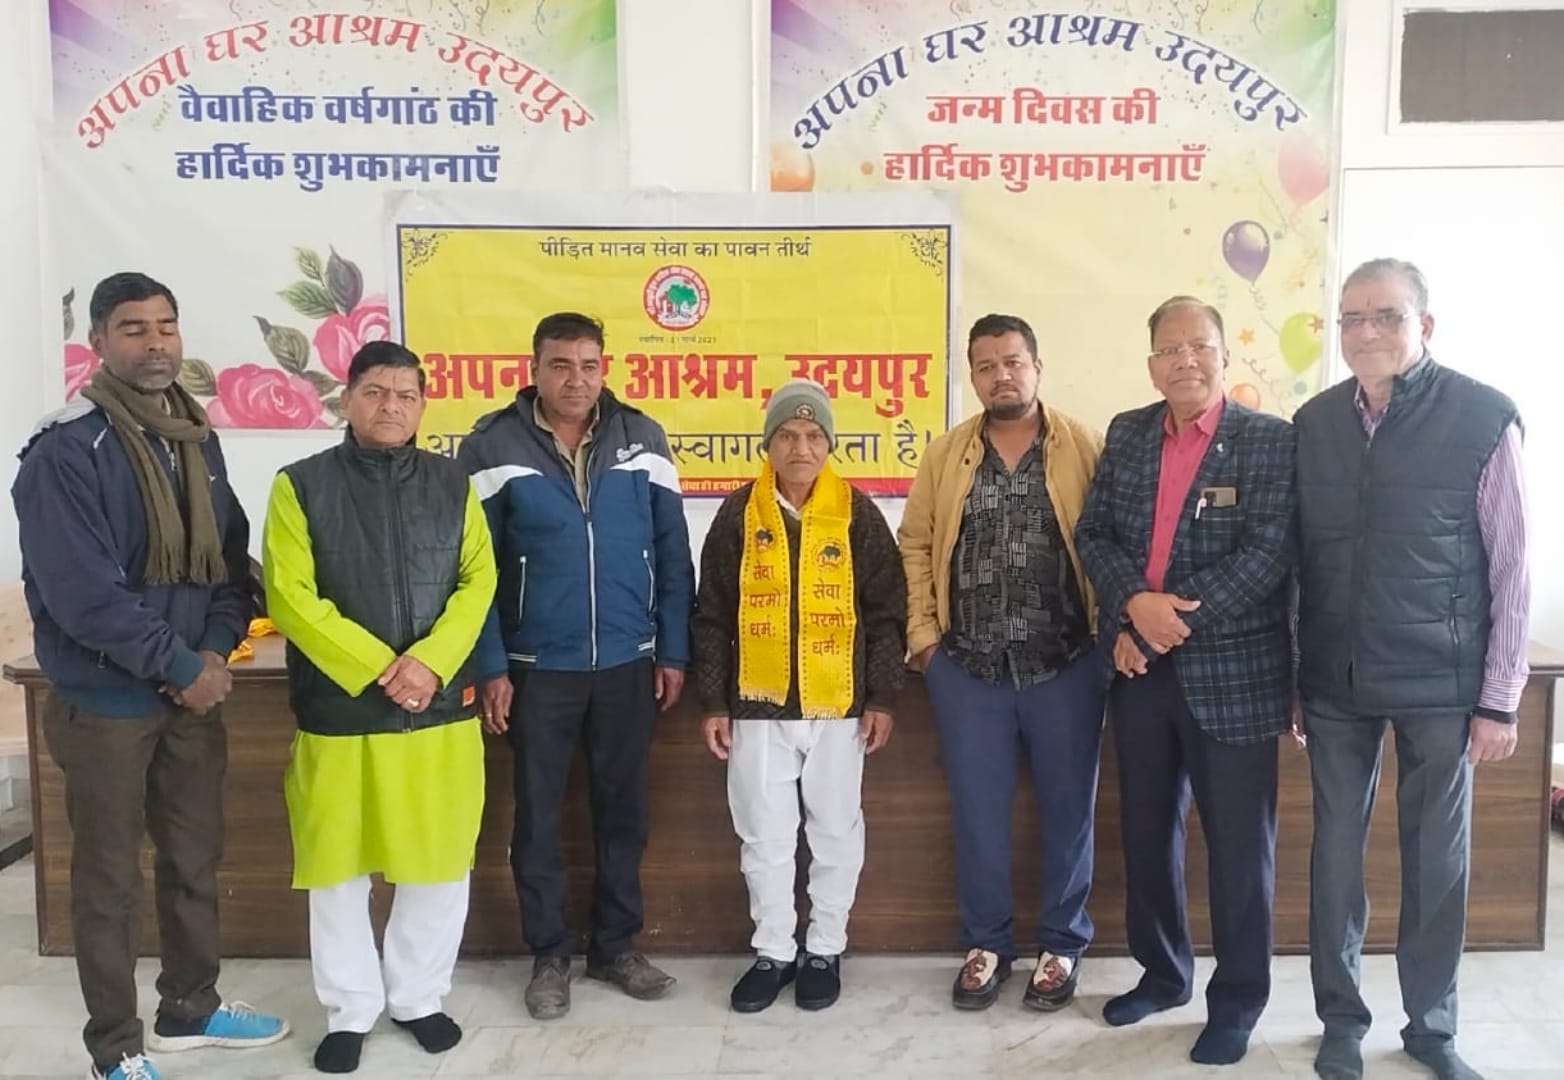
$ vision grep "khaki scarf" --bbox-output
[737,460,857,718]
[81,367,226,586]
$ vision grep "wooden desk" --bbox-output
[7,639,1559,958]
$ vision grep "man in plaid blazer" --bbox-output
[1074,296,1296,1068]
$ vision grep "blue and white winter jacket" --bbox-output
[458,388,694,675]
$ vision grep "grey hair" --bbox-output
[1343,258,1429,313]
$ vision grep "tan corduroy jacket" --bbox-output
[897,403,1105,658]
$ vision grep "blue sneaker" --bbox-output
[145,1001,290,1052]
[91,1054,161,1080]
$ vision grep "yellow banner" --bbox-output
[398,223,952,494]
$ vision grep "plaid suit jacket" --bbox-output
[1073,399,1296,744]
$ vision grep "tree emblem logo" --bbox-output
[643,264,711,331]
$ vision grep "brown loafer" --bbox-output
[953,948,1012,1010]
[585,951,677,1001]
[1023,952,1080,1012]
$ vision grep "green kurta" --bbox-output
[263,470,496,890]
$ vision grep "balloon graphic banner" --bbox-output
[45,0,621,428]
[768,1,1337,422]
[389,190,957,496]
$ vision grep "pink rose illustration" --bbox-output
[207,364,326,429]
[313,295,390,382]
[64,343,99,399]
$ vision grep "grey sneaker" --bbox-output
[584,951,676,1001]
[525,956,571,1020]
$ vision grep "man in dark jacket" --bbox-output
[12,272,288,1080]
[458,311,696,1020]
[1298,260,1529,1080]
[1075,295,1296,1068]
[691,378,906,1014]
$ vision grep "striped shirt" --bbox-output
[1353,383,1530,713]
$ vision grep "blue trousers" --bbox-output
[1109,660,1279,1032]
[924,645,1107,961]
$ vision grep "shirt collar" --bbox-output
[774,487,802,518]
[1353,350,1432,418]
[1163,394,1225,437]
[533,399,599,436]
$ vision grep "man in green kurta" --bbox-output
[263,341,497,1074]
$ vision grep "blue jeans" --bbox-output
[924,645,1107,960]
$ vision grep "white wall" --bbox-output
[1335,0,1564,651]
[0,1,48,583]
[1,0,1561,652]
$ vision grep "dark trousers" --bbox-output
[1306,704,1472,1052]
[1109,660,1278,1032]
[40,695,226,1073]
[923,645,1106,961]
[506,658,658,960]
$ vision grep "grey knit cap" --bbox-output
[762,377,835,449]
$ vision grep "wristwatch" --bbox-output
[1470,705,1517,724]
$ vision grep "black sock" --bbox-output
[153,1012,209,1037]
[314,1031,365,1073]
[1405,1044,1482,1080]
[1103,985,1189,1027]
[393,1012,463,1054]
[1315,1032,1364,1080]
[1190,1023,1252,1066]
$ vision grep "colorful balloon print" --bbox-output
[1221,221,1270,283]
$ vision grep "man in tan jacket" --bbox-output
[899,313,1106,1013]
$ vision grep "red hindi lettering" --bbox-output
[715,354,756,398]
[1111,86,1158,125]
[290,14,347,46]
[926,95,959,123]
[496,354,532,391]
[625,353,680,399]
[204,23,268,63]
[422,353,460,399]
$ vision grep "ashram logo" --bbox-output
[643,264,710,331]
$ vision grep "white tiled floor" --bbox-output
[1,839,1560,1079]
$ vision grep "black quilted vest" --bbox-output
[282,438,480,736]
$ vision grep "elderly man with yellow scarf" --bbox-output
[692,378,907,1014]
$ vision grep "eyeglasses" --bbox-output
[1337,311,1415,332]
[1148,342,1218,362]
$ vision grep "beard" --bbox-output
[986,397,1032,421]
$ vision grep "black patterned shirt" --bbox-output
[943,431,1091,688]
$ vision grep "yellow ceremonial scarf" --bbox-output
[737,459,857,719]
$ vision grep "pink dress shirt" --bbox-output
[1145,397,1225,592]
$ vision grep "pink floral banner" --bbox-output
[47,0,620,428]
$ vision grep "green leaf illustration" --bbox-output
[279,280,338,319]
[323,395,347,420]
[300,370,339,400]
[63,288,75,340]
[254,316,312,375]
[295,247,324,283]
[178,357,217,397]
[325,247,364,314]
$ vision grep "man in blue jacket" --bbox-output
[458,311,695,1020]
[11,272,289,1080]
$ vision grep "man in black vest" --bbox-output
[264,341,498,1074]
[1295,259,1530,1080]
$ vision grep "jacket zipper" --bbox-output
[517,555,528,622]
[584,440,600,670]
[388,460,414,731]
[643,548,655,618]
